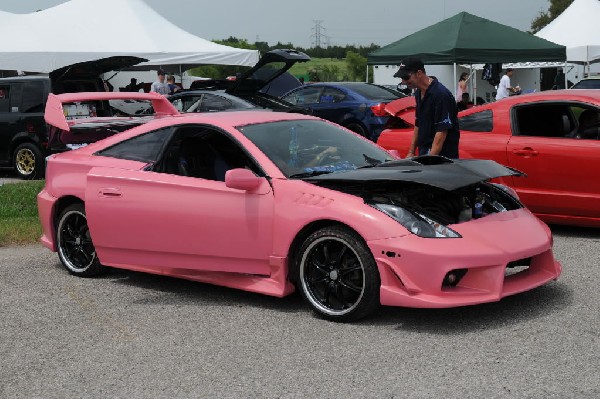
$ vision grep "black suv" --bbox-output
[0,56,142,179]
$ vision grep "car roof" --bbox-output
[458,89,600,116]
[65,110,322,155]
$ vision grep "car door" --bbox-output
[457,108,516,187]
[0,83,20,163]
[506,103,600,218]
[309,87,353,125]
[84,126,275,276]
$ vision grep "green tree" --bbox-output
[530,0,573,33]
[189,37,256,78]
[345,51,368,82]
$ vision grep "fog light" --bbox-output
[442,269,468,287]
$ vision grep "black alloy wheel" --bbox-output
[56,204,104,277]
[297,226,380,322]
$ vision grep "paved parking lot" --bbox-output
[0,225,599,398]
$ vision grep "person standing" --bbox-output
[455,72,469,102]
[553,68,566,89]
[150,70,170,95]
[495,68,519,101]
[394,57,460,158]
[167,75,181,95]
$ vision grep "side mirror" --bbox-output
[225,168,263,191]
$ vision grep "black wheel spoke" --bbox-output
[324,283,333,307]
[338,278,362,293]
[339,264,362,278]
[335,245,348,264]
[308,275,329,285]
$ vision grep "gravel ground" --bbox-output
[0,225,599,398]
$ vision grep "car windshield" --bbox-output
[238,119,394,178]
[571,79,600,89]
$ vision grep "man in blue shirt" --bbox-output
[394,57,460,158]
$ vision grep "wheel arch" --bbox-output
[9,132,45,161]
[53,195,85,233]
[342,119,370,139]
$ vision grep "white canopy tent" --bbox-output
[0,0,259,73]
[536,0,600,64]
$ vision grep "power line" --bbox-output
[311,20,330,48]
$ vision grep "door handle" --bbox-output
[98,188,122,197]
[512,148,539,156]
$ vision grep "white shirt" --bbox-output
[495,74,511,101]
[151,81,170,95]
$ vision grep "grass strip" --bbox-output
[0,180,45,246]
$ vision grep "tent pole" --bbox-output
[471,64,476,104]
[366,65,369,83]
[453,63,457,98]
[564,61,568,89]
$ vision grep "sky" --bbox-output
[1,0,551,48]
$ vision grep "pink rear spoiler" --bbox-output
[45,91,179,131]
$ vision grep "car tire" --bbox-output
[344,122,368,138]
[56,203,105,277]
[13,142,44,180]
[296,226,380,322]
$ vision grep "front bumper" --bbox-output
[368,209,562,308]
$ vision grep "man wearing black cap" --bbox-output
[394,57,460,158]
[495,68,519,100]
[150,69,170,95]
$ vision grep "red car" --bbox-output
[378,91,600,228]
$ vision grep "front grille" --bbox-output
[505,257,532,277]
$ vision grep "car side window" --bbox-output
[0,85,10,113]
[21,81,45,113]
[573,107,600,140]
[458,110,493,132]
[172,95,203,113]
[283,87,322,105]
[158,125,263,181]
[96,128,172,162]
[199,94,232,112]
[320,87,345,103]
[513,104,576,138]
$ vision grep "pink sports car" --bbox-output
[38,92,562,321]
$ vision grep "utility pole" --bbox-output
[311,20,330,48]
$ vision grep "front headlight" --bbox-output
[371,203,461,238]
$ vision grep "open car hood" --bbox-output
[50,56,147,80]
[228,49,310,96]
[384,96,417,126]
[190,49,310,96]
[305,156,524,191]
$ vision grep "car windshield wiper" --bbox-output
[357,155,393,169]
[288,170,334,178]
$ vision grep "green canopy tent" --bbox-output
[368,12,566,65]
[367,12,566,97]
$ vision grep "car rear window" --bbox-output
[571,79,600,89]
[459,110,493,132]
[340,83,403,100]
